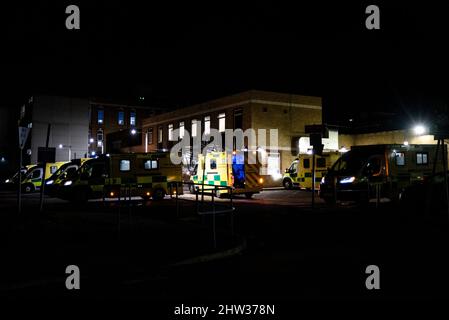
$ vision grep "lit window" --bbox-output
[118,111,125,125]
[416,152,428,165]
[130,112,136,126]
[168,123,174,141]
[98,110,104,124]
[218,113,226,132]
[204,116,210,135]
[119,160,131,172]
[179,121,185,139]
[395,152,405,166]
[191,119,198,137]
[147,128,153,145]
[158,126,163,143]
[97,129,103,147]
[267,153,280,176]
[144,160,159,170]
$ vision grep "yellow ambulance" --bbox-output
[283,152,340,190]
[59,152,182,202]
[190,151,263,198]
[21,162,67,193]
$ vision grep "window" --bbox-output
[267,153,280,176]
[158,126,163,143]
[97,129,103,147]
[98,109,104,124]
[168,123,174,141]
[364,156,383,176]
[30,169,41,179]
[317,158,326,168]
[179,121,185,139]
[191,119,198,137]
[130,111,136,126]
[204,116,210,135]
[119,160,131,172]
[91,163,106,178]
[50,166,58,174]
[210,159,217,170]
[144,160,159,170]
[218,113,226,132]
[416,152,428,165]
[118,111,125,125]
[234,109,243,129]
[303,158,310,169]
[289,161,298,175]
[395,152,405,166]
[147,128,153,145]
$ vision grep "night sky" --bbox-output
[1,1,448,127]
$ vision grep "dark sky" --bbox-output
[1,1,448,125]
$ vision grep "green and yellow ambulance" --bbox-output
[190,151,263,198]
[59,152,182,202]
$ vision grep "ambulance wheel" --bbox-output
[245,193,253,199]
[152,188,165,201]
[23,183,35,193]
[283,179,293,190]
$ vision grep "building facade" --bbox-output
[14,96,163,166]
[134,90,323,187]
[19,96,91,164]
[88,99,163,156]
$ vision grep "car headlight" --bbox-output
[321,176,325,184]
[5,179,10,183]
[46,180,54,185]
[339,176,356,184]
[64,180,73,186]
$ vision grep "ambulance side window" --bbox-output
[303,159,310,169]
[144,160,159,170]
[50,166,58,174]
[120,160,131,172]
[210,159,217,170]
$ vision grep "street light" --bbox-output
[58,144,72,161]
[413,124,427,136]
[130,128,148,152]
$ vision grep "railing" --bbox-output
[100,181,236,248]
[168,181,235,248]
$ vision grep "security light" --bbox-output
[413,125,427,135]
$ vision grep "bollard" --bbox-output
[212,186,216,249]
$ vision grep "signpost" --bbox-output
[18,127,30,214]
[305,125,327,210]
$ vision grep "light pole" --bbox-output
[58,144,72,161]
[130,128,147,153]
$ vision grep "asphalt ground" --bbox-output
[1,188,449,311]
